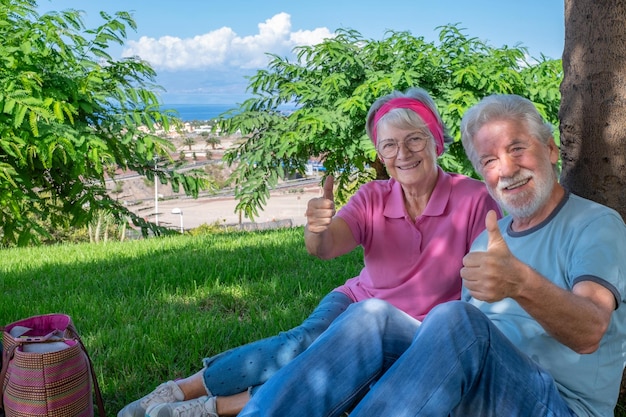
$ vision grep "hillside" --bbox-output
[106,132,322,230]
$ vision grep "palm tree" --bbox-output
[182,136,196,151]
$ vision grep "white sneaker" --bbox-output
[118,381,185,417]
[146,396,218,417]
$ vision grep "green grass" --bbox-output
[2,227,625,416]
[0,227,363,415]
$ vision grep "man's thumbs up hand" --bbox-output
[486,210,506,252]
[305,175,336,234]
[461,210,520,302]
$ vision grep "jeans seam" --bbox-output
[327,372,381,417]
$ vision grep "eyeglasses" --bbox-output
[377,136,428,159]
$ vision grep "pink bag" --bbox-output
[0,314,105,417]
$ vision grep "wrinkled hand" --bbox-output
[461,210,521,302]
[305,175,335,233]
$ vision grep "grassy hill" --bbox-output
[0,227,362,415]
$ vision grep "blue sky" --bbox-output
[37,0,564,105]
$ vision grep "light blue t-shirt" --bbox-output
[463,192,626,417]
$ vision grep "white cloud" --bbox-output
[122,13,334,71]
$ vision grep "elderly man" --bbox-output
[238,94,626,417]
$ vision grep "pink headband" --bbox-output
[372,97,445,156]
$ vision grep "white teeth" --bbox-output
[504,178,529,190]
[398,161,420,170]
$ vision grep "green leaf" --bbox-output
[0,0,212,246]
[218,24,561,218]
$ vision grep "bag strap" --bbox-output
[0,330,17,411]
[67,323,106,417]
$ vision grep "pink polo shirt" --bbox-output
[334,167,501,320]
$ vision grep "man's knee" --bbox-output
[427,301,484,324]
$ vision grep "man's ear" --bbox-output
[548,137,560,165]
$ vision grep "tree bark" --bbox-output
[560,0,626,216]
[560,0,626,409]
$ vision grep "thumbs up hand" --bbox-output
[461,210,522,302]
[485,209,508,253]
[305,175,336,233]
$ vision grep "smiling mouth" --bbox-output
[397,161,421,170]
[503,178,530,190]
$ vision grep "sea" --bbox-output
[163,103,297,122]
[162,103,236,122]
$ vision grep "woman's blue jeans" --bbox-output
[239,299,576,417]
[200,291,352,396]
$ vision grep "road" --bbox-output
[140,183,324,231]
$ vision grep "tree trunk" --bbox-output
[560,0,626,214]
[559,0,626,409]
[372,158,389,180]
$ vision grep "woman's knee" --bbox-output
[344,299,400,323]
[293,293,352,337]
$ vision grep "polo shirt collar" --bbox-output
[383,166,451,219]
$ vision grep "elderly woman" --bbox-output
[118,87,501,417]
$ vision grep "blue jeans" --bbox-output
[201,291,352,396]
[238,300,576,417]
